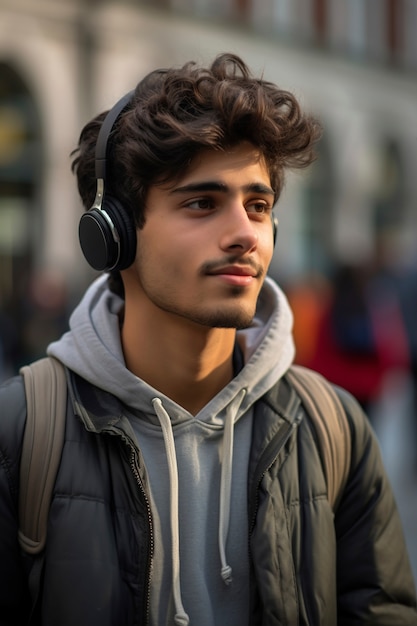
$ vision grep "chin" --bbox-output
[194,307,255,330]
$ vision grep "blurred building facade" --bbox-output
[2,0,417,578]
[0,0,416,311]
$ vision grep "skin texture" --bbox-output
[121,142,275,414]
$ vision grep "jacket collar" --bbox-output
[67,371,137,441]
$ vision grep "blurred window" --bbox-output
[386,0,404,62]
[313,0,328,45]
[372,138,405,234]
[300,133,335,275]
[0,62,42,309]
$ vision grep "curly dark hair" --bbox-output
[71,52,321,230]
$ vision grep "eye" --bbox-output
[184,197,215,211]
[246,201,271,215]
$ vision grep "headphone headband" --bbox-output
[94,90,135,184]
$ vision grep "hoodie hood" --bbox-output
[48,273,295,420]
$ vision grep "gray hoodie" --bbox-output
[47,273,295,626]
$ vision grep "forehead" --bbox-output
[154,141,271,194]
[184,142,270,181]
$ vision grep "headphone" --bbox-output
[272,214,278,246]
[78,90,279,272]
[78,91,137,272]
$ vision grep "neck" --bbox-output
[121,296,237,415]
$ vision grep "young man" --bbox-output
[0,53,416,625]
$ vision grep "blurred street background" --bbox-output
[1,0,416,581]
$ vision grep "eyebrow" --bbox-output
[171,181,275,197]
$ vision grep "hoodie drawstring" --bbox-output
[152,389,246,623]
[152,398,190,626]
[218,388,246,585]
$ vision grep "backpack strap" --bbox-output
[18,356,67,555]
[286,365,351,511]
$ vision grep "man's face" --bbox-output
[125,142,276,330]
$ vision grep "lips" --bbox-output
[208,265,257,278]
[205,264,260,287]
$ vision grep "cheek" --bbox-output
[137,228,168,264]
[139,234,193,279]
[260,227,275,260]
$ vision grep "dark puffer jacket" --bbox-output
[0,369,416,625]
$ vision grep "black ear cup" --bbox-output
[79,196,137,272]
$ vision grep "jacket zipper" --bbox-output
[71,393,155,624]
[129,449,154,626]
[247,410,303,622]
[249,410,303,536]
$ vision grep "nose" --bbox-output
[219,204,258,253]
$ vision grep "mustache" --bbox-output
[200,255,264,278]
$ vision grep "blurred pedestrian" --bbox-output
[301,259,410,418]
